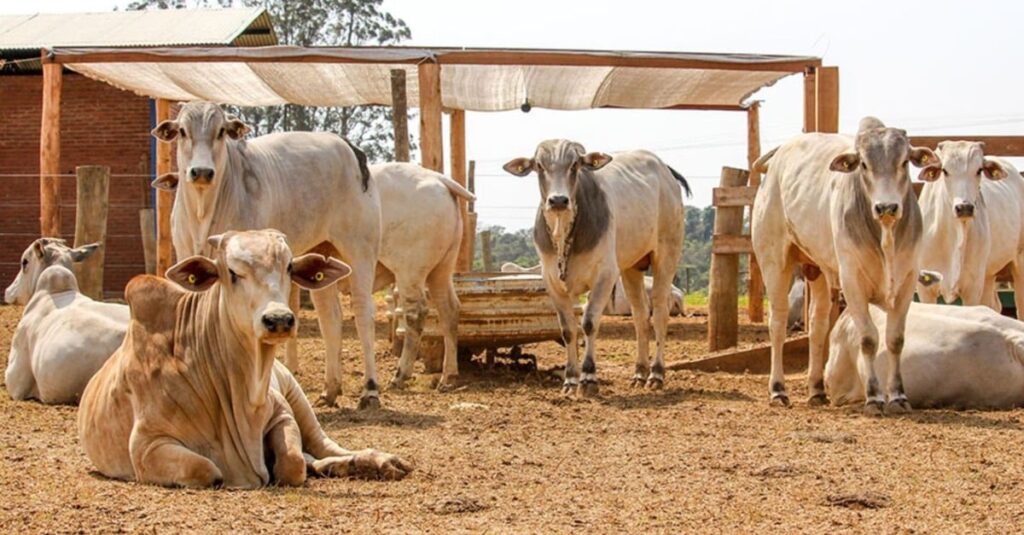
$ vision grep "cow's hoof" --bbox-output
[315,393,339,408]
[388,376,408,391]
[631,376,646,388]
[578,381,599,398]
[886,398,912,414]
[646,376,664,390]
[562,382,578,396]
[358,395,382,411]
[436,375,457,392]
[863,400,885,416]
[769,393,791,408]
[807,393,830,407]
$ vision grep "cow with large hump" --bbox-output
[78,230,412,489]
[916,141,1024,315]
[150,101,382,408]
[5,239,128,404]
[752,117,937,414]
[504,141,687,395]
[826,302,1024,410]
[154,158,474,391]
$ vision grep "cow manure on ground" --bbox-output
[825,492,892,510]
[427,496,488,515]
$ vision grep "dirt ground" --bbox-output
[1,300,1023,534]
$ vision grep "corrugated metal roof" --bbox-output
[0,8,276,51]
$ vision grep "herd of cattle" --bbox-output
[4,102,1024,489]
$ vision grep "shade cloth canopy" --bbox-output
[49,46,819,112]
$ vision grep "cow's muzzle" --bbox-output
[873,202,900,219]
[189,167,215,184]
[547,195,570,211]
[261,311,296,335]
[954,202,975,219]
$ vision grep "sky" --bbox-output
[6,0,1024,229]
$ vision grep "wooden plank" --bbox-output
[417,62,444,173]
[73,165,109,300]
[816,66,839,134]
[712,234,753,255]
[669,335,809,374]
[746,102,764,323]
[139,208,156,275]
[708,167,749,351]
[712,186,757,207]
[803,67,817,133]
[461,161,477,273]
[601,103,747,112]
[450,109,473,272]
[390,69,410,162]
[39,59,62,237]
[910,136,1024,157]
[155,98,174,276]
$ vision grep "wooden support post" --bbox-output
[481,229,493,273]
[816,66,839,134]
[40,57,62,237]
[708,167,750,351]
[73,166,109,299]
[417,62,444,173]
[450,110,473,272]
[390,69,410,162]
[140,208,156,275]
[155,99,174,276]
[746,102,764,323]
[461,160,478,272]
[803,67,817,133]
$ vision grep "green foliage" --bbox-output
[123,0,414,162]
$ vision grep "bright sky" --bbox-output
[8,0,1024,229]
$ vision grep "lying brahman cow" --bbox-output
[504,141,687,394]
[752,117,936,414]
[499,262,685,316]
[826,302,1024,409]
[5,239,128,404]
[78,230,411,488]
[151,101,381,408]
[917,141,1024,316]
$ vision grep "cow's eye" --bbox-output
[942,168,949,176]
[21,258,28,270]
[287,262,293,274]
[229,269,238,284]
[217,127,225,140]
[977,168,984,177]
[860,162,867,170]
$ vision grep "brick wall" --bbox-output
[0,72,153,298]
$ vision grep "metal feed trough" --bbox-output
[388,272,581,372]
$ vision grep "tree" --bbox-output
[124,0,413,162]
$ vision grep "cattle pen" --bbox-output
[29,45,1024,365]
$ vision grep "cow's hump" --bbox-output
[125,275,186,337]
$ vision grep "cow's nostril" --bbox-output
[955,203,975,218]
[284,313,295,329]
[873,203,899,217]
[262,316,277,331]
[548,195,569,209]
[190,167,215,182]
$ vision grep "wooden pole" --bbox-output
[40,56,62,237]
[803,67,817,133]
[461,160,478,272]
[816,66,840,134]
[481,229,493,272]
[155,99,174,276]
[417,62,444,173]
[451,109,473,272]
[140,208,156,275]
[746,102,764,323]
[390,69,410,162]
[73,165,109,299]
[708,167,749,351]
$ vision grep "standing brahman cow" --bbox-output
[826,302,1024,409]
[78,230,411,488]
[5,239,128,404]
[504,141,687,395]
[151,102,381,408]
[916,141,1024,315]
[752,118,937,414]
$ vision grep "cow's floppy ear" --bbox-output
[151,173,179,192]
[982,158,1008,180]
[69,243,101,262]
[829,152,860,173]
[581,152,613,171]
[909,146,938,168]
[207,234,226,251]
[918,165,942,182]
[224,115,250,140]
[290,254,351,290]
[502,158,534,177]
[152,120,180,143]
[165,255,219,292]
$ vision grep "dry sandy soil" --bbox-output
[1,299,1023,533]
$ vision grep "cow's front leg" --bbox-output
[619,269,651,387]
[842,287,884,416]
[389,285,426,390]
[265,393,307,486]
[550,291,580,395]
[130,431,223,489]
[305,448,413,481]
[578,273,615,397]
[884,275,916,414]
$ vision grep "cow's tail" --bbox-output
[753,146,778,174]
[342,138,372,193]
[436,175,476,202]
[667,166,692,198]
